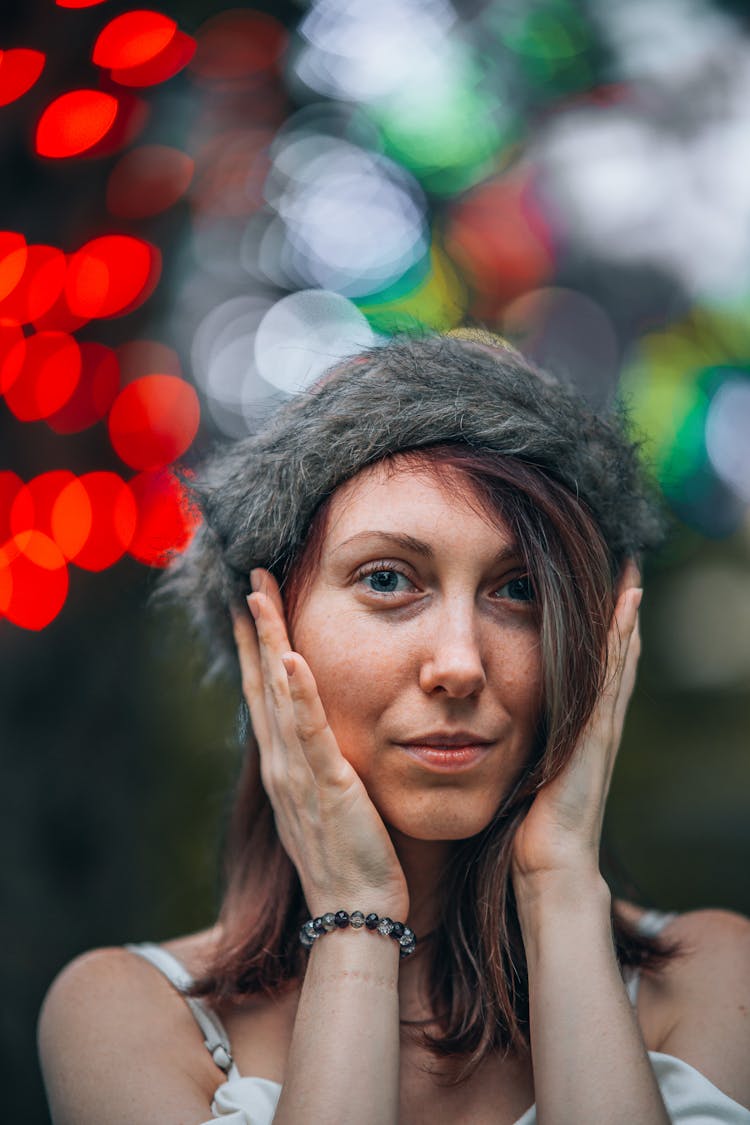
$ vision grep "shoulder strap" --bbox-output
[624,909,680,1006]
[125,942,234,1075]
[635,910,679,939]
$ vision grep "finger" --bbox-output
[252,567,288,627]
[599,585,642,712]
[585,598,641,787]
[616,557,641,598]
[247,588,324,794]
[250,587,349,785]
[231,603,273,750]
[595,591,641,766]
[281,652,351,786]
[247,589,295,733]
[249,569,294,684]
[568,589,641,812]
[612,602,641,735]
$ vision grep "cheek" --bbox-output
[509,649,543,723]
[291,605,390,748]
[485,622,542,711]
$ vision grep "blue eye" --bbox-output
[361,567,412,594]
[496,576,534,602]
[356,565,533,601]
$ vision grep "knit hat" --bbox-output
[163,331,663,676]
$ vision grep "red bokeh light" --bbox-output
[56,0,108,7]
[0,232,28,301]
[0,553,9,614]
[108,374,200,470]
[0,322,25,393]
[48,477,92,559]
[66,234,161,319]
[110,30,196,87]
[80,89,150,159]
[53,471,137,570]
[191,11,287,82]
[106,145,194,218]
[445,174,555,317]
[0,48,45,107]
[117,339,182,384]
[2,331,81,421]
[0,531,68,629]
[93,10,177,70]
[128,468,200,566]
[32,262,89,333]
[8,471,77,624]
[35,89,119,158]
[46,342,120,433]
[0,471,24,542]
[10,470,77,542]
[0,244,66,324]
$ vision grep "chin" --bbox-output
[396,826,487,843]
[383,802,498,843]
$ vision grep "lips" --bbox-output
[399,731,494,747]
[397,741,493,772]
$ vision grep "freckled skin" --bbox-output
[290,462,543,843]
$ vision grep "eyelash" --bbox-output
[354,562,534,603]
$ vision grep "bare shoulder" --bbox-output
[643,906,750,1109]
[38,940,223,1125]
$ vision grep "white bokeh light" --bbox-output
[191,295,282,436]
[538,2,750,302]
[705,379,750,504]
[254,289,378,395]
[294,0,458,103]
[263,136,428,297]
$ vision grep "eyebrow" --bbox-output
[330,530,521,565]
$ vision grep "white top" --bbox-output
[126,910,750,1124]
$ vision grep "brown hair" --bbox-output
[189,444,682,1083]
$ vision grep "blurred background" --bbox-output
[2,0,749,1117]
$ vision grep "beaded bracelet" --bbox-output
[299,910,417,958]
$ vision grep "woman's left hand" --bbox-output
[511,560,643,886]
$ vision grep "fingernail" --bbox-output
[281,653,295,677]
[250,569,262,592]
[634,588,643,608]
[246,594,259,620]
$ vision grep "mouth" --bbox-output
[395,742,493,772]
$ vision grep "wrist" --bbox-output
[513,872,614,970]
[301,908,417,960]
[306,891,409,922]
[302,925,402,995]
[514,867,611,916]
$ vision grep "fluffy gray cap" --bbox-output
[164,332,664,677]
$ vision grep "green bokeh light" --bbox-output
[620,309,750,534]
[490,0,598,94]
[363,41,518,199]
[355,241,467,333]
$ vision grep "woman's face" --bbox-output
[289,460,543,842]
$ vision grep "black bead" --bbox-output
[365,913,379,930]
[334,910,350,928]
[391,921,404,938]
[312,917,326,934]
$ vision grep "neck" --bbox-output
[389,827,456,932]
[388,828,458,1021]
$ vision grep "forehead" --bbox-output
[323,458,513,549]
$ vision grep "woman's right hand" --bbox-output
[231,568,409,922]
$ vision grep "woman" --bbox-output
[39,330,750,1123]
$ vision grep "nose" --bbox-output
[418,600,487,698]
